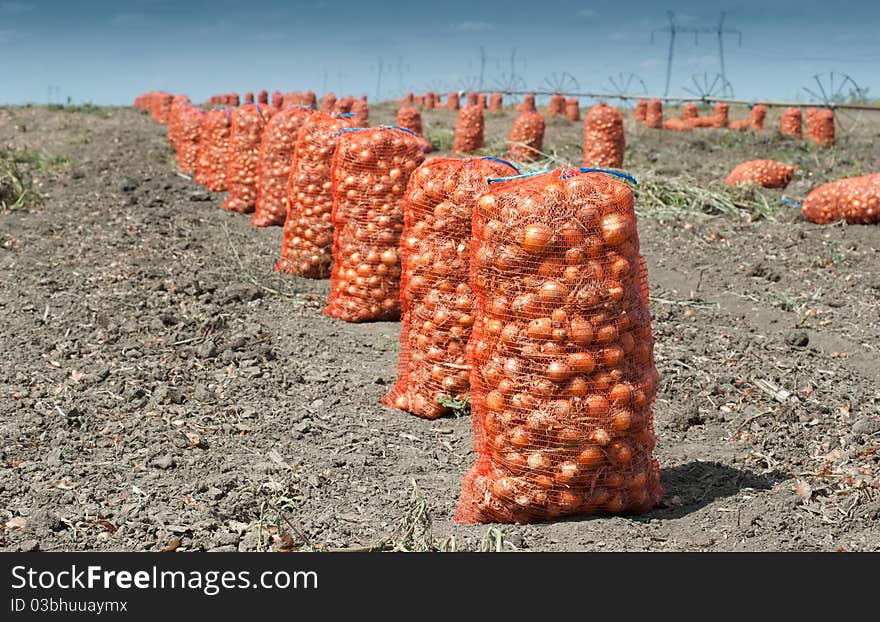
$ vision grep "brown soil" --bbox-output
[0,102,877,552]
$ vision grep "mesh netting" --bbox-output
[453,106,485,155]
[583,104,626,169]
[382,157,519,419]
[321,93,337,113]
[223,104,270,213]
[811,109,835,147]
[728,119,751,132]
[780,108,802,138]
[323,127,426,322]
[476,93,487,109]
[424,92,437,109]
[750,104,767,131]
[199,109,232,192]
[334,96,355,114]
[275,112,353,278]
[662,118,691,132]
[565,98,580,122]
[547,94,565,117]
[396,106,423,135]
[802,174,880,225]
[466,92,478,107]
[166,95,192,151]
[634,99,647,124]
[175,106,205,175]
[257,90,268,105]
[455,167,663,524]
[517,93,536,113]
[712,102,729,128]
[271,91,283,108]
[252,107,312,227]
[681,103,698,121]
[645,99,662,129]
[725,160,797,189]
[447,92,460,110]
[508,111,546,162]
[134,92,174,124]
[489,93,503,112]
[351,98,370,124]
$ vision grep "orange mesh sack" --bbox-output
[750,104,767,131]
[382,156,519,419]
[489,93,503,112]
[176,106,205,175]
[167,95,192,150]
[447,92,460,110]
[275,112,352,277]
[662,118,691,132]
[194,111,213,186]
[252,107,312,227]
[728,119,750,132]
[350,98,370,124]
[323,127,426,322]
[811,109,835,147]
[257,90,268,105]
[455,167,663,524]
[634,99,647,124]
[453,106,485,155]
[396,106,423,135]
[424,92,437,109]
[547,94,565,117]
[711,102,729,128]
[805,107,818,139]
[271,91,283,108]
[223,104,270,213]
[780,108,802,138]
[802,174,880,225]
[517,93,536,113]
[583,104,626,169]
[321,92,337,113]
[334,96,355,114]
[681,103,698,121]
[476,93,487,109]
[244,92,254,104]
[467,92,478,107]
[201,109,232,192]
[565,98,580,122]
[645,99,662,129]
[725,160,797,189]
[508,111,546,162]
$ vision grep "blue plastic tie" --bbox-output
[780,197,802,208]
[478,156,519,173]
[572,167,638,185]
[486,169,552,184]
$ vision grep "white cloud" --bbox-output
[0,2,35,15]
[449,21,495,33]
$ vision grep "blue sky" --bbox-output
[1,0,878,105]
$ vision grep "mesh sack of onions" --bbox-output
[382,156,519,419]
[681,103,698,122]
[583,104,626,169]
[252,107,312,227]
[447,92,460,110]
[424,92,437,109]
[223,104,270,213]
[508,111,546,162]
[271,91,283,108]
[780,108,802,138]
[454,167,663,524]
[711,102,729,128]
[194,112,214,186]
[750,104,767,131]
[244,92,254,104]
[476,93,487,109]
[805,107,818,139]
[634,99,647,124]
[323,127,426,322]
[350,98,370,124]
[662,118,691,132]
[811,109,835,147]
[489,92,503,112]
[517,93,536,113]
[257,90,268,105]
[802,174,880,225]
[175,106,205,175]
[275,112,353,278]
[320,92,337,113]
[453,106,485,155]
[396,106,423,135]
[200,109,232,192]
[547,94,565,117]
[334,96,355,114]
[644,99,662,129]
[725,160,797,189]
[466,92,478,107]
[565,98,580,122]
[403,92,415,104]
[166,95,192,150]
[302,91,317,108]
[728,119,750,132]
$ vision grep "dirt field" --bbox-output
[0,102,878,552]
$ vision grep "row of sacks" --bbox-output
[136,92,663,523]
[399,91,585,121]
[635,99,836,147]
[724,160,878,224]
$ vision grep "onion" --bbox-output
[521,224,553,253]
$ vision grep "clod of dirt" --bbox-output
[852,417,880,436]
[785,331,810,348]
[27,508,66,534]
[668,405,705,431]
[151,455,176,470]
